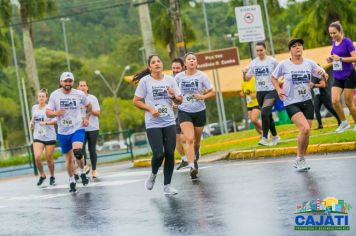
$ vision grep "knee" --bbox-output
[300,125,311,136]
[261,107,270,118]
[185,136,195,146]
[153,150,165,160]
[73,149,83,160]
[332,97,340,106]
[345,99,355,108]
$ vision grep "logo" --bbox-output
[294,197,351,231]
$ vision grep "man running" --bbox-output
[245,42,281,146]
[47,72,91,192]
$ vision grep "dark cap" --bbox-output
[288,38,304,50]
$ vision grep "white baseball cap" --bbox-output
[60,72,74,81]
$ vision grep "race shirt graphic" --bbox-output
[291,71,311,99]
[152,85,174,118]
[247,56,277,91]
[181,80,199,103]
[31,104,56,141]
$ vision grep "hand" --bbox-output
[39,121,46,126]
[277,89,286,101]
[55,109,65,117]
[330,54,341,61]
[323,73,329,81]
[309,82,315,89]
[166,86,175,98]
[326,56,333,63]
[193,93,205,100]
[149,107,160,118]
[82,118,89,127]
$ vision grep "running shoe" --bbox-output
[176,160,189,170]
[145,173,156,190]
[74,174,79,182]
[49,176,56,186]
[163,185,178,195]
[190,168,198,180]
[84,165,90,175]
[69,182,77,193]
[92,170,98,179]
[80,173,89,186]
[258,137,269,146]
[270,135,281,146]
[37,176,46,186]
[335,121,350,133]
[293,158,311,172]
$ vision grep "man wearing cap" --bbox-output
[46,72,92,193]
[271,38,328,172]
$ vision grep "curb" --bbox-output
[133,142,356,167]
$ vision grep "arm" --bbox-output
[194,89,215,100]
[271,76,285,100]
[46,108,64,118]
[133,96,159,118]
[330,51,356,63]
[91,109,100,117]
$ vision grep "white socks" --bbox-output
[181,155,187,162]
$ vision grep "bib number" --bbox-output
[35,126,46,136]
[184,94,196,103]
[332,60,343,71]
[313,88,320,95]
[62,119,73,127]
[294,84,309,98]
[154,104,171,117]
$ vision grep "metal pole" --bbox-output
[287,25,291,41]
[243,0,257,59]
[60,18,71,71]
[263,0,275,56]
[202,0,212,51]
[215,70,227,134]
[22,77,32,143]
[170,0,186,57]
[10,27,30,144]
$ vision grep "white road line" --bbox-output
[102,170,152,178]
[0,206,7,209]
[43,179,143,190]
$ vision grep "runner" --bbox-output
[46,72,91,192]
[245,42,281,146]
[327,21,356,132]
[176,52,215,179]
[133,55,182,195]
[78,80,100,179]
[271,38,328,171]
[240,73,262,135]
[30,89,57,186]
[311,74,341,129]
[171,58,188,170]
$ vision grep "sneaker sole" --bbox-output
[190,169,198,180]
[164,192,178,195]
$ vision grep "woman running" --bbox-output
[271,38,328,171]
[245,42,280,146]
[240,73,262,135]
[78,80,101,179]
[176,52,214,179]
[327,21,356,133]
[31,89,57,186]
[133,55,182,195]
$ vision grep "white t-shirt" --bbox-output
[31,104,56,141]
[246,56,278,91]
[85,94,100,132]
[176,70,212,113]
[272,59,325,106]
[47,88,89,135]
[135,74,181,129]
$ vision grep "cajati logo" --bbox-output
[294,197,351,231]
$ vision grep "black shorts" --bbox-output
[178,109,206,127]
[256,90,277,107]
[247,106,260,111]
[175,117,182,134]
[332,70,356,89]
[33,139,56,146]
[285,100,314,120]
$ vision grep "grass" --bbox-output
[0,151,62,168]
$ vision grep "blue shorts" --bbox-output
[57,129,85,154]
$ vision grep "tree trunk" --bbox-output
[137,3,156,57]
[22,23,40,100]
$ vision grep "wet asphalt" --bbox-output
[0,152,355,236]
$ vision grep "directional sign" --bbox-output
[195,47,240,71]
[235,5,265,43]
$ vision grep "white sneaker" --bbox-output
[258,137,269,146]
[335,121,350,133]
[163,184,178,195]
[270,135,281,146]
[293,158,311,172]
[145,173,156,190]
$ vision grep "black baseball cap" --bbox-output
[288,38,304,50]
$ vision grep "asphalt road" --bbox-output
[0,152,355,236]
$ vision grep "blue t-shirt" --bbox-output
[176,70,212,113]
[135,74,181,129]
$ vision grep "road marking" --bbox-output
[0,206,7,209]
[176,166,212,173]
[43,179,143,190]
[102,170,152,178]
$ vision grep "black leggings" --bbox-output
[257,91,277,138]
[146,125,176,185]
[83,130,99,170]
[314,94,341,126]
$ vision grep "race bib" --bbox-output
[184,94,197,103]
[294,84,309,98]
[257,80,266,89]
[35,126,46,136]
[313,88,320,95]
[332,60,343,71]
[154,104,171,117]
[62,119,73,127]
[246,96,252,104]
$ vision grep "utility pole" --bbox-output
[134,0,156,57]
[60,18,71,71]
[169,0,186,57]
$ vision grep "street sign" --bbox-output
[195,47,240,71]
[235,5,265,43]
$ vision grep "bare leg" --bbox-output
[344,89,356,123]
[33,142,46,177]
[332,87,346,121]
[180,122,195,164]
[45,145,55,177]
[291,112,311,158]
[249,109,262,134]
